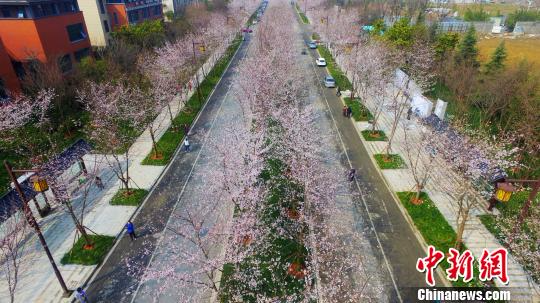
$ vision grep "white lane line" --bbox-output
[303,30,403,302]
[129,39,246,303]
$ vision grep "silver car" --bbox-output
[324,75,335,88]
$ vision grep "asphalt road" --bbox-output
[296,10,442,302]
[84,33,252,303]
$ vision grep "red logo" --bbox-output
[416,246,509,286]
[479,248,508,284]
[416,245,445,286]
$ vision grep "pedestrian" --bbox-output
[348,168,356,181]
[183,123,190,135]
[75,287,89,303]
[336,86,341,96]
[407,107,413,120]
[94,176,104,190]
[183,138,190,152]
[342,105,348,117]
[347,106,352,118]
[125,221,136,241]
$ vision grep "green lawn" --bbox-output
[110,188,148,206]
[295,4,309,24]
[344,97,372,121]
[361,130,387,141]
[61,235,115,265]
[397,192,484,287]
[374,154,405,169]
[142,37,242,165]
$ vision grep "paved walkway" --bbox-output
[330,50,540,301]
[0,35,236,303]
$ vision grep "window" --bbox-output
[142,7,149,18]
[12,61,25,79]
[1,7,11,18]
[103,20,110,32]
[58,55,72,72]
[113,12,118,24]
[128,10,138,23]
[66,23,87,42]
[153,5,161,16]
[17,7,27,18]
[98,0,105,14]
[74,48,90,61]
[0,78,7,99]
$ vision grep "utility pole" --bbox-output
[4,161,71,297]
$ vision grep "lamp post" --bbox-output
[4,161,71,296]
[488,177,540,244]
[192,40,206,106]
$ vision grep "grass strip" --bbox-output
[397,192,484,287]
[219,158,307,301]
[361,130,387,141]
[61,235,115,265]
[317,44,352,91]
[374,154,406,169]
[142,37,242,165]
[344,97,372,121]
[295,4,309,24]
[110,188,148,206]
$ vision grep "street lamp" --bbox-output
[4,161,71,296]
[488,176,540,243]
[494,182,515,203]
[192,40,206,106]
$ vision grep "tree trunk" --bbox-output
[149,127,160,158]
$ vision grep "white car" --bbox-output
[316,57,326,66]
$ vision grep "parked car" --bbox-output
[316,57,327,66]
[308,41,317,49]
[324,75,335,87]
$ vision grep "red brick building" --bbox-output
[0,0,91,95]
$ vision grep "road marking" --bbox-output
[129,38,247,303]
[301,28,403,302]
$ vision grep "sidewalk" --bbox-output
[335,70,540,300]
[0,39,233,303]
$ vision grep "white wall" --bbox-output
[79,0,111,47]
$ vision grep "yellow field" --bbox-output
[477,37,540,72]
[454,3,523,17]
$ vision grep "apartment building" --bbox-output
[0,37,20,96]
[0,0,91,94]
[106,0,163,29]
[79,0,112,46]
[162,0,193,16]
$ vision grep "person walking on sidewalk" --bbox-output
[342,105,348,117]
[183,123,190,135]
[94,176,104,190]
[348,168,356,181]
[126,221,136,241]
[75,287,89,303]
[183,138,190,152]
[336,86,341,96]
[347,106,352,118]
[407,107,413,120]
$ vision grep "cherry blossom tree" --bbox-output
[78,80,146,192]
[0,208,29,303]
